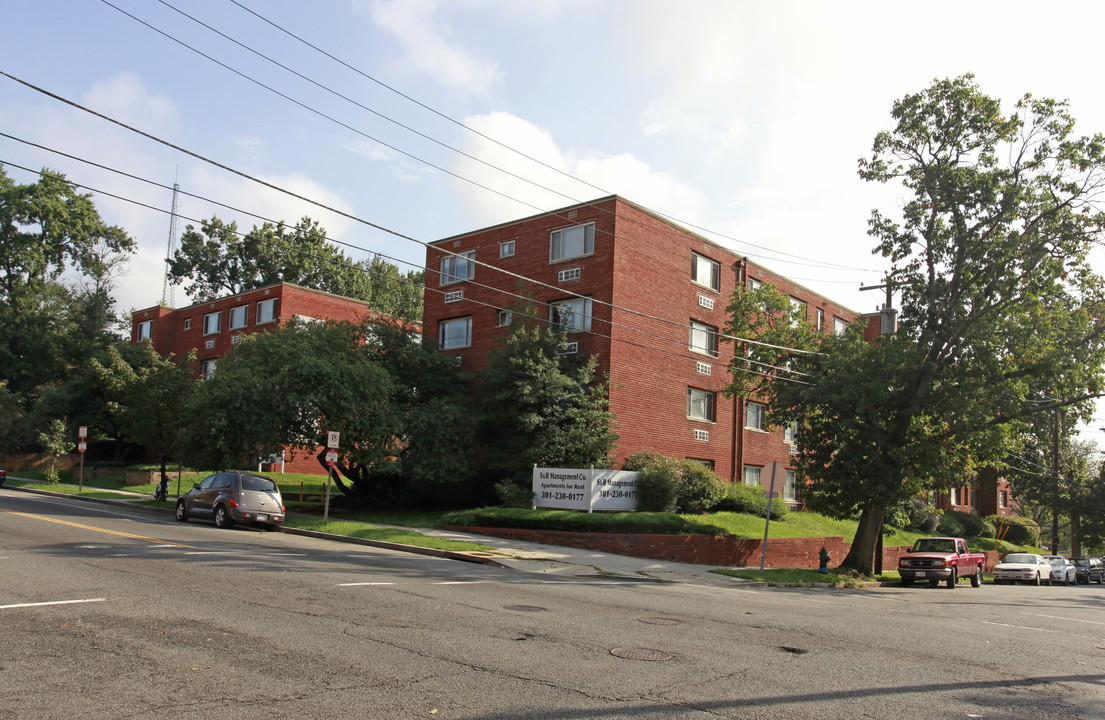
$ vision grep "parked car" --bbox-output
[0,465,6,487]
[992,553,1052,585]
[1043,556,1077,585]
[1071,557,1104,585]
[897,537,986,588]
[175,471,284,530]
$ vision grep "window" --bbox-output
[687,387,716,422]
[550,223,594,262]
[687,458,715,470]
[789,297,807,327]
[950,487,961,506]
[229,305,247,330]
[550,297,592,333]
[783,470,800,502]
[833,317,849,335]
[744,466,762,487]
[496,310,513,327]
[499,240,515,258]
[970,488,979,511]
[439,317,472,349]
[745,401,766,431]
[784,421,797,444]
[689,320,718,357]
[201,359,217,379]
[692,252,721,292]
[440,250,475,285]
[558,267,581,282]
[183,318,191,331]
[815,308,824,332]
[999,490,1009,508]
[748,278,762,291]
[444,290,464,303]
[202,311,221,335]
[257,298,277,324]
[137,320,152,341]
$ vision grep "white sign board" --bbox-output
[78,425,88,438]
[532,467,639,512]
[326,431,340,449]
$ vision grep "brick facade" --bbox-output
[423,196,860,501]
[130,282,414,475]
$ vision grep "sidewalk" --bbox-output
[1,479,768,588]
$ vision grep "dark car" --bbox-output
[175,471,284,530]
[1071,557,1104,585]
[0,465,6,487]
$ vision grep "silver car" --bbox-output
[1044,556,1077,586]
[175,472,285,530]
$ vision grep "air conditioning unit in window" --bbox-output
[694,429,710,442]
[230,335,241,345]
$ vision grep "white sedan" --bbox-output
[1044,556,1077,586]
[992,553,1052,585]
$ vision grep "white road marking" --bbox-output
[338,582,395,586]
[1,598,106,610]
[1024,612,1105,627]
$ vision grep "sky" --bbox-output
[4,0,1105,444]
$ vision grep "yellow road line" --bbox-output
[0,508,195,549]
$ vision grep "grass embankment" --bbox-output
[7,469,1035,582]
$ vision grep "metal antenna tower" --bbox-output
[161,182,181,306]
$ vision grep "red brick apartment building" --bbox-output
[423,196,1016,514]
[422,196,863,506]
[130,282,410,474]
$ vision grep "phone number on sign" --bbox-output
[598,489,635,499]
[541,491,585,501]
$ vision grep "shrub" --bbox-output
[635,464,679,512]
[676,460,724,514]
[990,515,1041,546]
[493,480,534,509]
[937,509,986,538]
[712,482,788,520]
[621,450,674,473]
[888,495,939,532]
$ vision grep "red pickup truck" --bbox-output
[898,537,986,589]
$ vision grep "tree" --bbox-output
[167,216,423,320]
[37,418,73,483]
[724,75,1105,573]
[0,166,135,398]
[476,305,618,490]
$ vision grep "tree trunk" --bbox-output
[839,502,887,575]
[1070,512,1081,557]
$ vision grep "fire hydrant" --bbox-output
[818,547,830,573]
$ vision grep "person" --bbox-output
[154,472,170,502]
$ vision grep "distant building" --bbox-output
[131,281,414,474]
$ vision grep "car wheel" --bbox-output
[971,566,982,588]
[1067,573,1075,586]
[1034,572,1041,586]
[214,505,234,529]
[946,568,958,589]
[1097,574,1103,585]
[175,500,188,522]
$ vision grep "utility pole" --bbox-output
[859,277,896,574]
[1051,409,1061,555]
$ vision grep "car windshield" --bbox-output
[1002,554,1035,564]
[914,539,955,553]
[1046,557,1065,566]
[241,475,278,492]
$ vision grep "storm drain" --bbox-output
[639,617,685,626]
[503,605,548,612]
[610,647,672,661]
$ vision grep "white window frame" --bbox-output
[440,250,475,285]
[999,490,1008,508]
[550,223,594,262]
[201,359,217,379]
[550,297,592,333]
[789,297,807,327]
[815,308,824,332]
[439,317,472,349]
[784,421,797,444]
[783,470,799,502]
[496,310,513,327]
[692,252,721,292]
[689,320,718,357]
[499,240,515,258]
[744,466,762,488]
[229,305,248,330]
[688,387,716,422]
[833,317,849,335]
[257,298,277,324]
[950,487,961,506]
[748,278,762,291]
[183,318,191,331]
[137,320,153,341]
[202,311,221,336]
[745,401,767,431]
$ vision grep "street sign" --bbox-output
[326,431,340,449]
[78,426,88,438]
[77,441,87,453]
[325,450,338,467]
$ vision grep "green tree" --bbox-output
[37,417,73,483]
[0,166,134,399]
[476,306,618,490]
[724,75,1105,574]
[167,216,423,320]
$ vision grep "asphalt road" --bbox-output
[2,488,1103,719]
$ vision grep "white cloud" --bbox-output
[369,0,502,96]
[82,73,179,133]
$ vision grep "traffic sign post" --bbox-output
[323,434,339,522]
[759,461,780,572]
[77,427,88,491]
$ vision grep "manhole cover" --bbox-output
[610,647,672,661]
[639,617,685,626]
[503,605,548,612]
